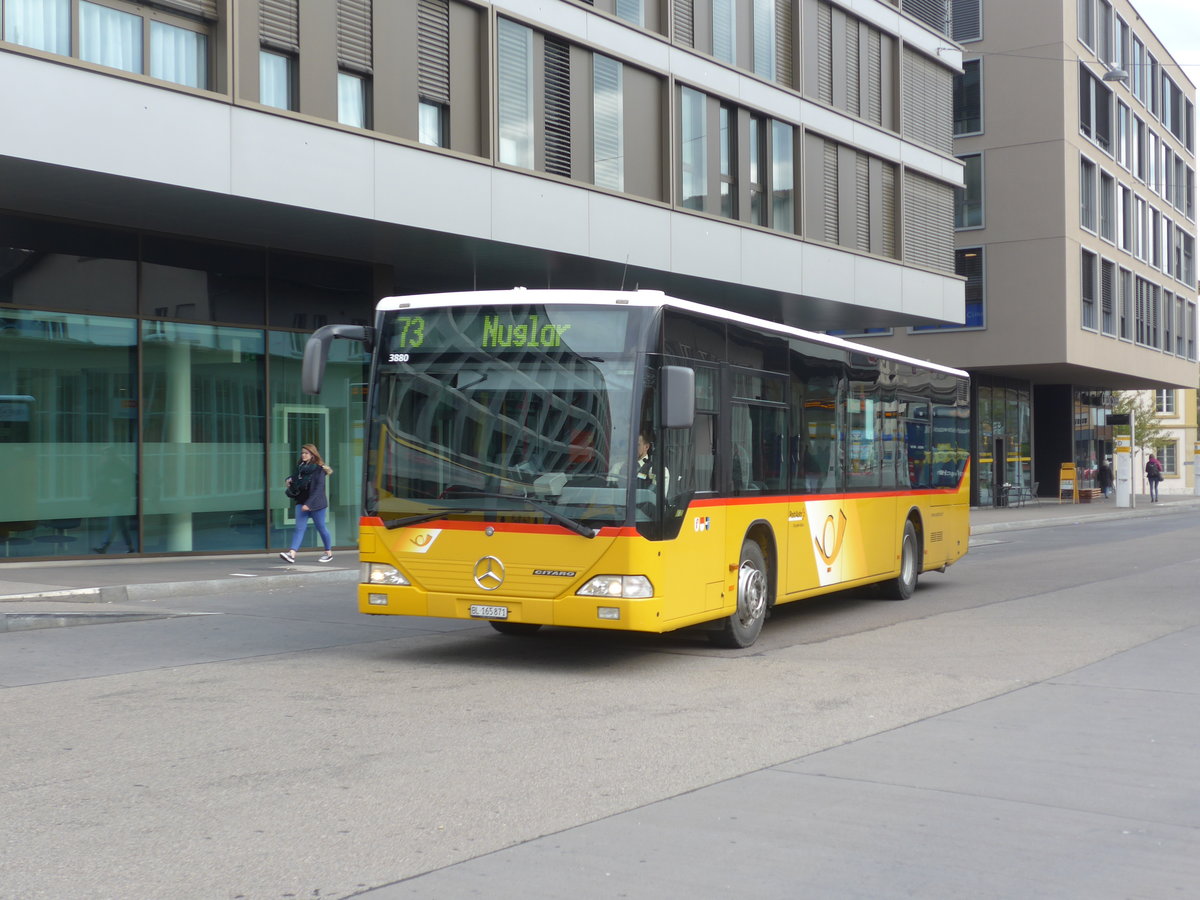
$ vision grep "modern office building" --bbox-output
[846,0,1198,506]
[1,0,966,558]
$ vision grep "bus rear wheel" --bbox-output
[710,539,769,648]
[489,621,543,636]
[881,520,919,600]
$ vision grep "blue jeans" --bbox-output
[290,505,332,552]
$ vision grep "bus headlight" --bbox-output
[362,563,410,586]
[577,575,653,599]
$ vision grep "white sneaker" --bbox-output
[279,550,295,563]
[318,552,334,563]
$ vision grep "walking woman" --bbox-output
[280,444,334,563]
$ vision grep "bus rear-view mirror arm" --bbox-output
[662,365,695,430]
[302,324,375,395]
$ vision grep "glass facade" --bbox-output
[1073,389,1115,492]
[974,377,1032,507]
[0,214,371,558]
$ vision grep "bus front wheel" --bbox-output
[490,621,543,636]
[710,539,769,648]
[881,520,919,600]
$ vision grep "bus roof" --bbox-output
[377,288,969,380]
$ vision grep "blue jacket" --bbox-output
[291,462,330,511]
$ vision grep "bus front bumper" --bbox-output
[357,583,670,632]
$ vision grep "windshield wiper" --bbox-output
[382,509,455,530]
[440,490,600,538]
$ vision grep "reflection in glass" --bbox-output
[0,311,137,558]
[269,331,367,551]
[141,322,265,552]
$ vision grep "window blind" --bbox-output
[903,171,954,272]
[674,0,694,48]
[337,0,372,74]
[152,0,218,19]
[260,0,299,52]
[823,139,839,244]
[817,2,832,105]
[417,0,450,104]
[774,0,792,86]
[902,48,953,154]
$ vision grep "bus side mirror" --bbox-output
[302,324,374,395]
[662,365,695,430]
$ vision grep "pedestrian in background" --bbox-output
[280,444,334,563]
[1145,454,1163,502]
[1097,458,1112,499]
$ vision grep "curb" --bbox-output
[971,498,1200,535]
[0,568,358,606]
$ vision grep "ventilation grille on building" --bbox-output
[950,0,981,42]
[823,140,840,244]
[544,38,572,178]
[902,0,948,35]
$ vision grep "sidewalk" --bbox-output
[3,493,1199,631]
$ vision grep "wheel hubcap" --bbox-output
[738,559,767,625]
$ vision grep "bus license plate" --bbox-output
[469,604,508,620]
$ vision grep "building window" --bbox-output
[417,101,446,147]
[1118,185,1132,251]
[749,116,766,226]
[337,71,367,127]
[497,19,534,169]
[593,54,624,191]
[615,0,643,27]
[913,247,984,332]
[1099,171,1115,240]
[1118,266,1132,340]
[80,3,141,73]
[1079,157,1096,232]
[4,0,69,53]
[1081,249,1097,330]
[259,50,294,110]
[771,120,795,234]
[1079,64,1112,152]
[7,0,210,89]
[712,0,735,64]
[417,0,450,146]
[1100,258,1116,335]
[954,59,981,136]
[1077,0,1094,50]
[1175,296,1186,356]
[680,86,707,211]
[752,0,775,78]
[719,105,736,218]
[956,154,983,229]
[1156,441,1177,475]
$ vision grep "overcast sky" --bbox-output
[1128,0,1200,88]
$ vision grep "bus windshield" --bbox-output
[365,304,658,531]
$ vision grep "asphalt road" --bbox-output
[3,513,1199,899]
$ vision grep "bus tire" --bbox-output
[710,539,769,648]
[881,520,919,600]
[489,621,543,636]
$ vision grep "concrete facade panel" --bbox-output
[670,215,744,281]
[586,195,672,268]
[373,145,494,240]
[229,111,376,219]
[490,170,592,256]
[0,52,232,194]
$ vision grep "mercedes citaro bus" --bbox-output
[302,289,970,648]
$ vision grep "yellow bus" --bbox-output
[303,289,970,648]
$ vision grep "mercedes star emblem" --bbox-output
[473,556,505,591]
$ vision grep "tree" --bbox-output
[1113,391,1169,487]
